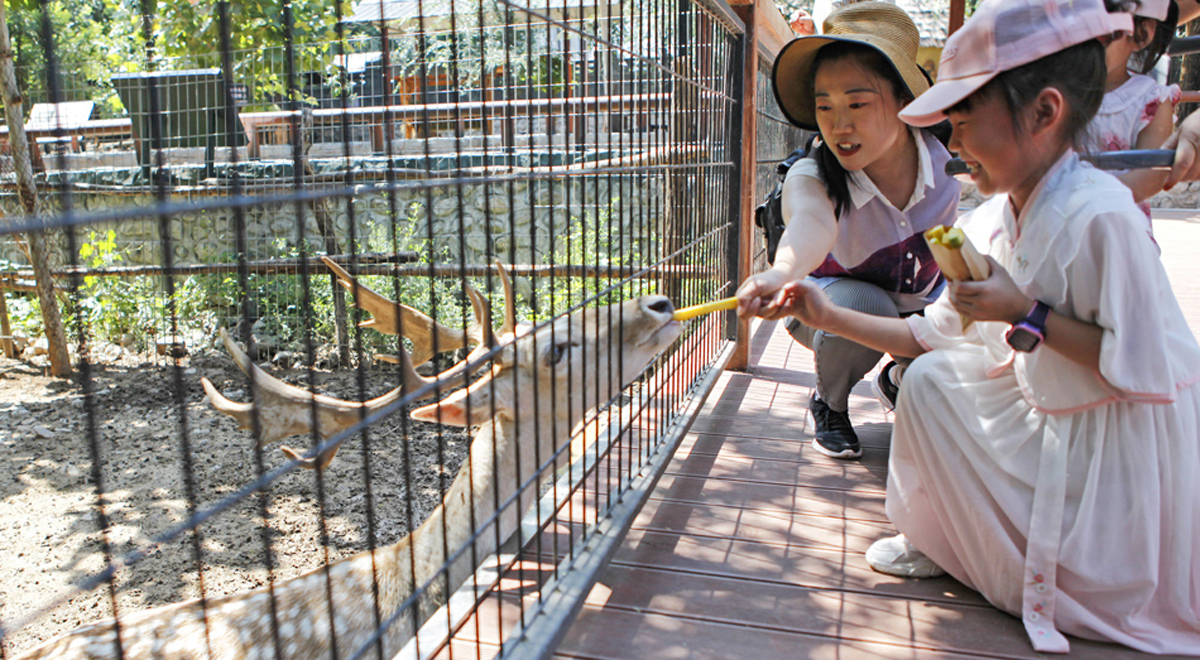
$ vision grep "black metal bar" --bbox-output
[1168,34,1200,56]
[946,149,1174,175]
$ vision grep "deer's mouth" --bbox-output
[640,317,683,350]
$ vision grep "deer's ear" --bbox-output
[412,388,473,426]
[411,374,503,427]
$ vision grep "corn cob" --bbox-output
[673,296,738,321]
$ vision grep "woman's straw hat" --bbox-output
[772,1,930,131]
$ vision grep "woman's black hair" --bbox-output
[949,39,1107,151]
[807,41,920,218]
[1130,1,1178,75]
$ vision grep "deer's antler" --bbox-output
[203,327,447,469]
[321,256,472,366]
[204,302,502,469]
[205,262,520,470]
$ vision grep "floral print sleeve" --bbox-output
[1135,83,1181,135]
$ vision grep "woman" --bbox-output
[737,1,959,459]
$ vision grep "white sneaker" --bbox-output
[865,534,946,578]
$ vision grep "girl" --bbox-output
[747,0,1200,653]
[1082,0,1180,223]
[737,1,960,460]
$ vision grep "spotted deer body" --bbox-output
[14,264,682,660]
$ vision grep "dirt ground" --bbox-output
[0,345,469,657]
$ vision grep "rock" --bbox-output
[156,337,187,358]
[94,342,124,363]
[32,337,49,356]
[272,351,300,369]
[33,425,54,439]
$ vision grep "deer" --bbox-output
[12,262,683,660]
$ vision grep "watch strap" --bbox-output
[1024,300,1051,334]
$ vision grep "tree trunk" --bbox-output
[0,1,71,376]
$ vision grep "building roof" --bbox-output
[895,0,948,47]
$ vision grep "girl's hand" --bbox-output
[736,268,792,318]
[760,279,833,326]
[948,256,1032,324]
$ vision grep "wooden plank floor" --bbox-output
[549,215,1200,660]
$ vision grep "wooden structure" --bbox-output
[237,92,671,157]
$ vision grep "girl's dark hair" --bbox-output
[949,38,1107,151]
[806,41,921,218]
[1130,1,1178,74]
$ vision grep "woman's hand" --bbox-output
[766,279,833,326]
[948,256,1032,324]
[736,268,792,318]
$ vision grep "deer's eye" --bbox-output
[544,341,576,366]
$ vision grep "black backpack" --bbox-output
[754,136,815,264]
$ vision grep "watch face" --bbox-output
[1007,326,1041,352]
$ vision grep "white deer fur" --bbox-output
[14,271,682,660]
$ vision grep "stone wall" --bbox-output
[0,175,665,270]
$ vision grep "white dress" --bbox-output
[890,153,1200,654]
[1081,72,1181,225]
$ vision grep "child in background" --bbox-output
[1082,0,1180,222]
[742,0,1200,653]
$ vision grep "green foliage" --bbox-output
[506,54,568,97]
[525,202,654,320]
[64,230,218,351]
[4,291,42,336]
[154,0,354,105]
[7,0,140,116]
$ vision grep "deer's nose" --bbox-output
[643,296,674,316]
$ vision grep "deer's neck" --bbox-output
[370,412,555,648]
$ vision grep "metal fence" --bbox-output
[0,0,749,657]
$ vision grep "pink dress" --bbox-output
[1081,72,1181,228]
[891,152,1200,654]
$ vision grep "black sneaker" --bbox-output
[873,361,900,412]
[807,393,862,459]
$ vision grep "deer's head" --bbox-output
[410,295,682,431]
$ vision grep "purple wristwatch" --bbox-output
[1005,300,1050,353]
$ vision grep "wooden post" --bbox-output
[0,290,14,358]
[728,2,758,371]
[949,0,965,35]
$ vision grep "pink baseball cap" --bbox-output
[898,0,1133,127]
[1134,0,1171,20]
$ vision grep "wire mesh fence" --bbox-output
[0,0,746,657]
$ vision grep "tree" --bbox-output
[7,0,140,118]
[0,0,71,376]
[151,0,354,106]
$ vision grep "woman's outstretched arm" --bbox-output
[751,279,926,358]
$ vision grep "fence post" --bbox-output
[727,0,758,371]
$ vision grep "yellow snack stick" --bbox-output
[673,297,738,321]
